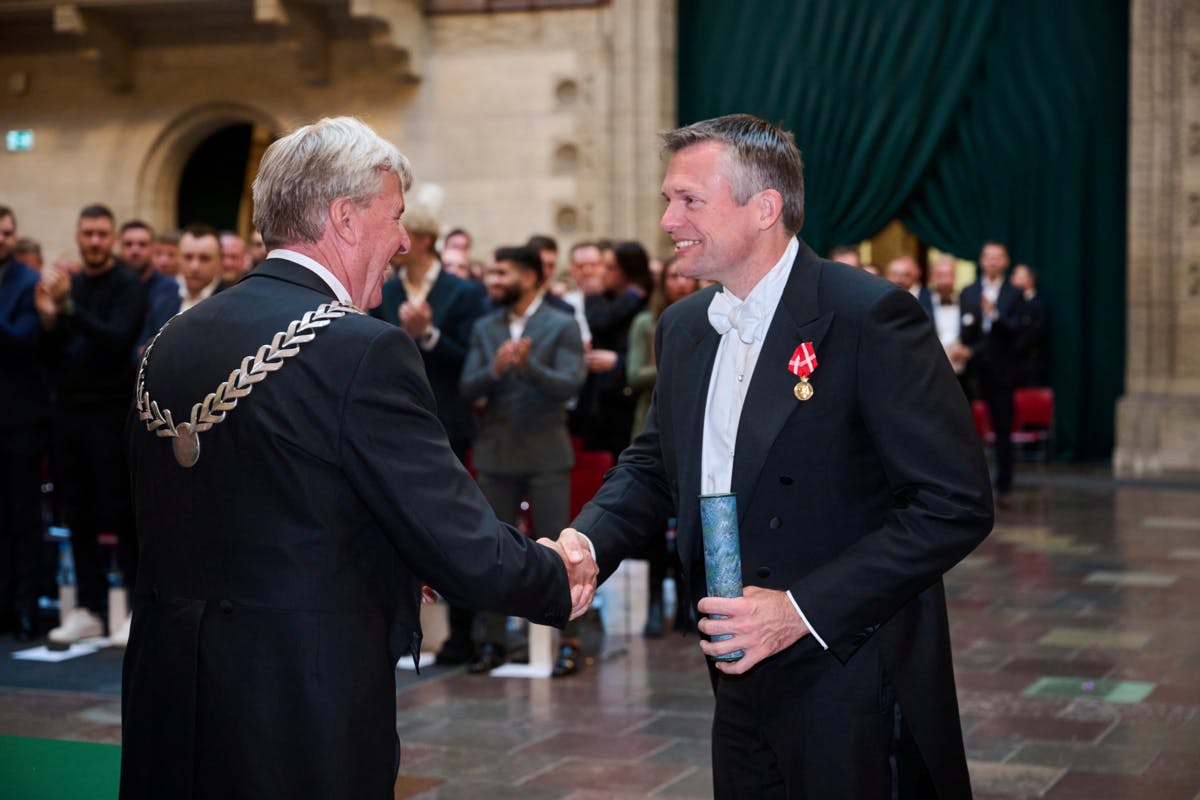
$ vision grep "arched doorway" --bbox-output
[177,123,253,232]
[135,103,279,236]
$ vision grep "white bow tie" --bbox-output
[707,291,762,344]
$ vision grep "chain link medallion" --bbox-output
[136,301,363,468]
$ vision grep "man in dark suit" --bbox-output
[0,205,49,641]
[121,117,596,799]
[372,205,485,461]
[562,115,992,799]
[371,204,486,665]
[1009,263,1050,387]
[37,204,146,649]
[887,254,934,317]
[960,242,1024,504]
[460,245,587,672]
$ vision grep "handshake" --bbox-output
[536,528,598,621]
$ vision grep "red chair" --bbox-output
[569,449,614,520]
[971,399,993,443]
[1012,387,1054,459]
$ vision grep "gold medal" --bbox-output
[793,378,814,402]
[172,422,201,468]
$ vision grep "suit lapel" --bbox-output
[426,270,452,322]
[673,289,722,574]
[730,241,834,522]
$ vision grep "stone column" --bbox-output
[606,0,677,255]
[1114,0,1200,477]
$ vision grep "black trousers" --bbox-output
[0,426,45,618]
[981,377,1014,494]
[54,403,137,616]
[709,637,933,799]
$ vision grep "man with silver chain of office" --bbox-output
[121,116,597,799]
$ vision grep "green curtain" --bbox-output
[677,0,1128,460]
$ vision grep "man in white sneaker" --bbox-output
[37,204,145,648]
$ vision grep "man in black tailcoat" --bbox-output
[563,115,992,799]
[121,117,596,799]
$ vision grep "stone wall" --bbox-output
[0,0,675,267]
[1114,0,1200,476]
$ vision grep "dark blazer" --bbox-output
[0,258,49,432]
[572,239,992,799]
[460,302,586,475]
[916,284,935,318]
[959,279,1023,388]
[122,258,570,799]
[572,288,646,455]
[372,268,486,452]
[1012,292,1050,387]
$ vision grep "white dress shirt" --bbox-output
[699,238,829,650]
[561,288,593,345]
[178,276,221,314]
[507,294,543,340]
[981,276,1004,333]
[268,248,352,304]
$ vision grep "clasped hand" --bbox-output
[696,586,811,674]
[492,337,531,376]
[536,528,598,621]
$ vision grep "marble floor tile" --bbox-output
[967,760,1066,796]
[1011,741,1159,774]
[1084,571,1179,588]
[2,474,1199,798]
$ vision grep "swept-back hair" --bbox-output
[660,113,805,233]
[252,116,413,248]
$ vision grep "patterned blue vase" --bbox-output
[699,493,744,662]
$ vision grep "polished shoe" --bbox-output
[467,642,505,674]
[435,636,476,666]
[552,643,580,677]
[643,600,665,638]
[47,608,103,649]
[108,613,132,648]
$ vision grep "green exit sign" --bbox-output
[6,130,34,152]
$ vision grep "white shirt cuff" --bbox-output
[786,590,828,650]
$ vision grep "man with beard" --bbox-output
[460,245,586,673]
[36,203,145,647]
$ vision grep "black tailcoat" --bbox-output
[122,259,569,799]
[572,240,992,799]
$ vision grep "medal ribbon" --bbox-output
[788,341,818,378]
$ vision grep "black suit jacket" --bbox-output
[959,279,1023,388]
[122,259,570,799]
[572,239,992,799]
[916,284,935,318]
[1012,292,1050,386]
[371,269,486,451]
[0,258,49,434]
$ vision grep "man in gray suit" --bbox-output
[461,245,587,672]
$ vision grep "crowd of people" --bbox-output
[866,244,1051,506]
[2,113,1014,798]
[0,199,700,677]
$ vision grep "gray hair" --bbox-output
[252,116,413,247]
[660,114,804,233]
